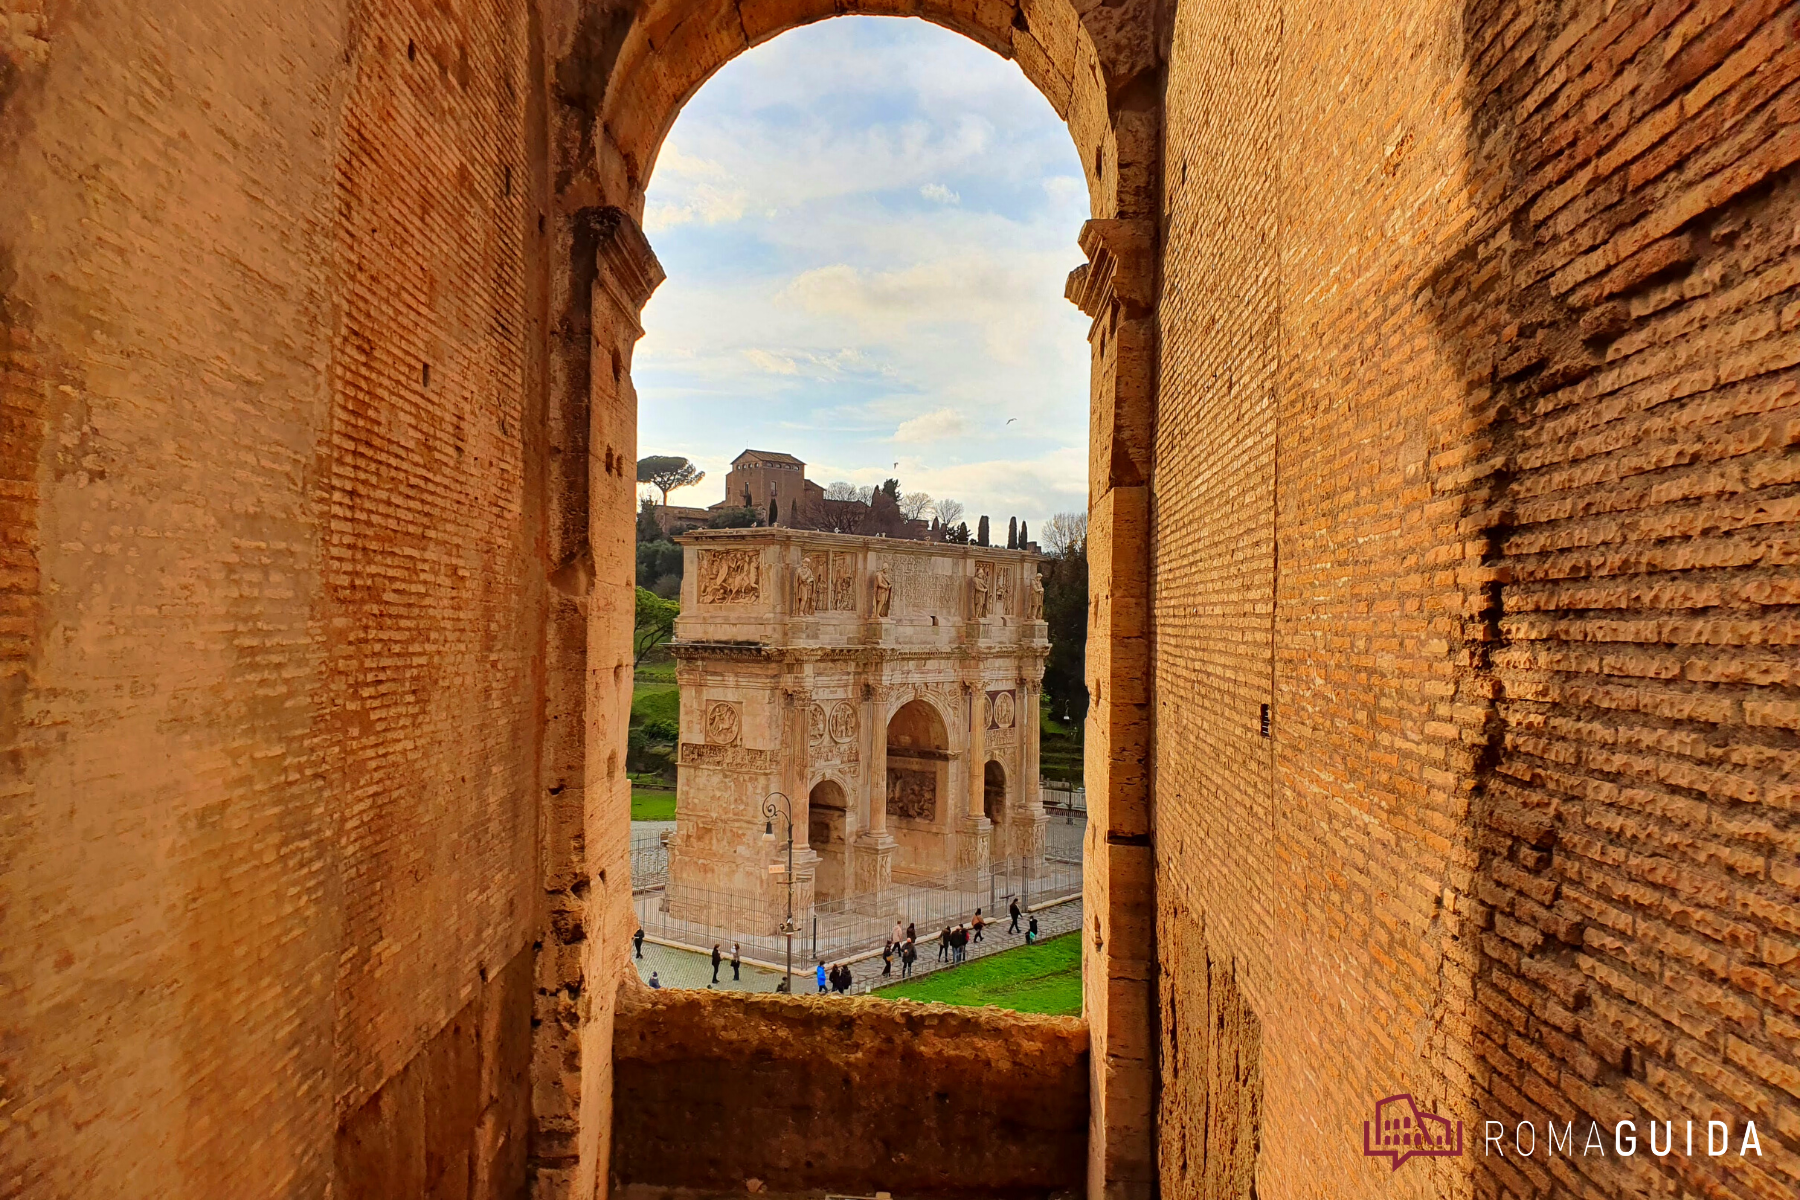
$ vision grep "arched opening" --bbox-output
[984,759,1006,825]
[807,778,849,902]
[562,0,1162,1193]
[885,698,952,880]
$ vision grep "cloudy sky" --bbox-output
[633,17,1091,534]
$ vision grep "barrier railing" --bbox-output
[630,831,669,891]
[633,854,1083,966]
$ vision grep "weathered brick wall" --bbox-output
[610,984,1089,1199]
[1154,2,1800,1199]
[0,1,555,1194]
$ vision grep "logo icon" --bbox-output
[1363,1094,1463,1169]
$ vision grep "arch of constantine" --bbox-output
[665,530,1049,919]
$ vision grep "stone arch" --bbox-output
[886,697,949,762]
[983,758,1007,825]
[807,777,850,902]
[549,3,1163,1194]
[590,0,1159,227]
[879,690,957,749]
[885,697,951,847]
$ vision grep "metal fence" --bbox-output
[630,831,669,891]
[1045,812,1085,864]
[634,854,1083,965]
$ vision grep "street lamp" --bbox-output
[763,791,798,992]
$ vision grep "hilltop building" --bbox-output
[649,448,937,540]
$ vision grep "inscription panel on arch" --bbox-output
[889,555,961,618]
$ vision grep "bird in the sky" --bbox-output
[1006,418,1018,424]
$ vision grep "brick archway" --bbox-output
[537,6,1164,1197]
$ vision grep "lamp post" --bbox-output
[763,791,797,992]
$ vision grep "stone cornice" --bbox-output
[1066,217,1156,327]
[591,207,665,330]
[671,641,1049,669]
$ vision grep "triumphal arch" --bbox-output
[664,529,1049,916]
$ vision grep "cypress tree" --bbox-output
[1007,516,1018,549]
[977,515,990,546]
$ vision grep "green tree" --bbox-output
[634,586,680,666]
[707,506,759,529]
[1039,513,1088,727]
[637,455,705,507]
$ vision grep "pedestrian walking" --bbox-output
[906,922,916,944]
[648,971,661,989]
[901,939,917,978]
[1009,898,1022,934]
[711,944,722,984]
[938,926,951,962]
[892,919,905,947]
[633,927,644,958]
[816,961,828,994]
[1026,914,1039,944]
[951,925,967,963]
[731,943,741,981]
[881,940,894,976]
[972,909,985,942]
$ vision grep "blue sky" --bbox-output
[634,17,1091,533]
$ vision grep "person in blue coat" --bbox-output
[816,960,828,993]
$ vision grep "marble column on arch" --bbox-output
[954,680,993,872]
[851,682,895,897]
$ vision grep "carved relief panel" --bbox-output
[698,549,761,604]
[886,767,936,822]
[828,701,858,743]
[971,562,994,618]
[794,552,827,615]
[705,701,742,745]
[829,553,856,612]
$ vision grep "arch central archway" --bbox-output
[542,3,1163,1195]
[884,697,954,880]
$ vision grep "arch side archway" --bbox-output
[537,6,1162,1197]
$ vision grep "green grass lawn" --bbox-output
[630,790,676,821]
[873,932,1081,1016]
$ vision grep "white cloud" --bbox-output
[632,17,1090,531]
[893,407,969,443]
[744,348,802,375]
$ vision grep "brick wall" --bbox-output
[0,0,554,1194]
[610,984,1089,1199]
[1154,1,1800,1198]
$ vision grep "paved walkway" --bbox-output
[839,897,1084,995]
[629,939,787,993]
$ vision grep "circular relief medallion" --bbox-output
[808,703,827,745]
[828,701,858,744]
[705,702,741,746]
[993,691,1016,729]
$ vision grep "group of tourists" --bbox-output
[817,960,855,992]
[637,892,1043,996]
[878,921,921,979]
